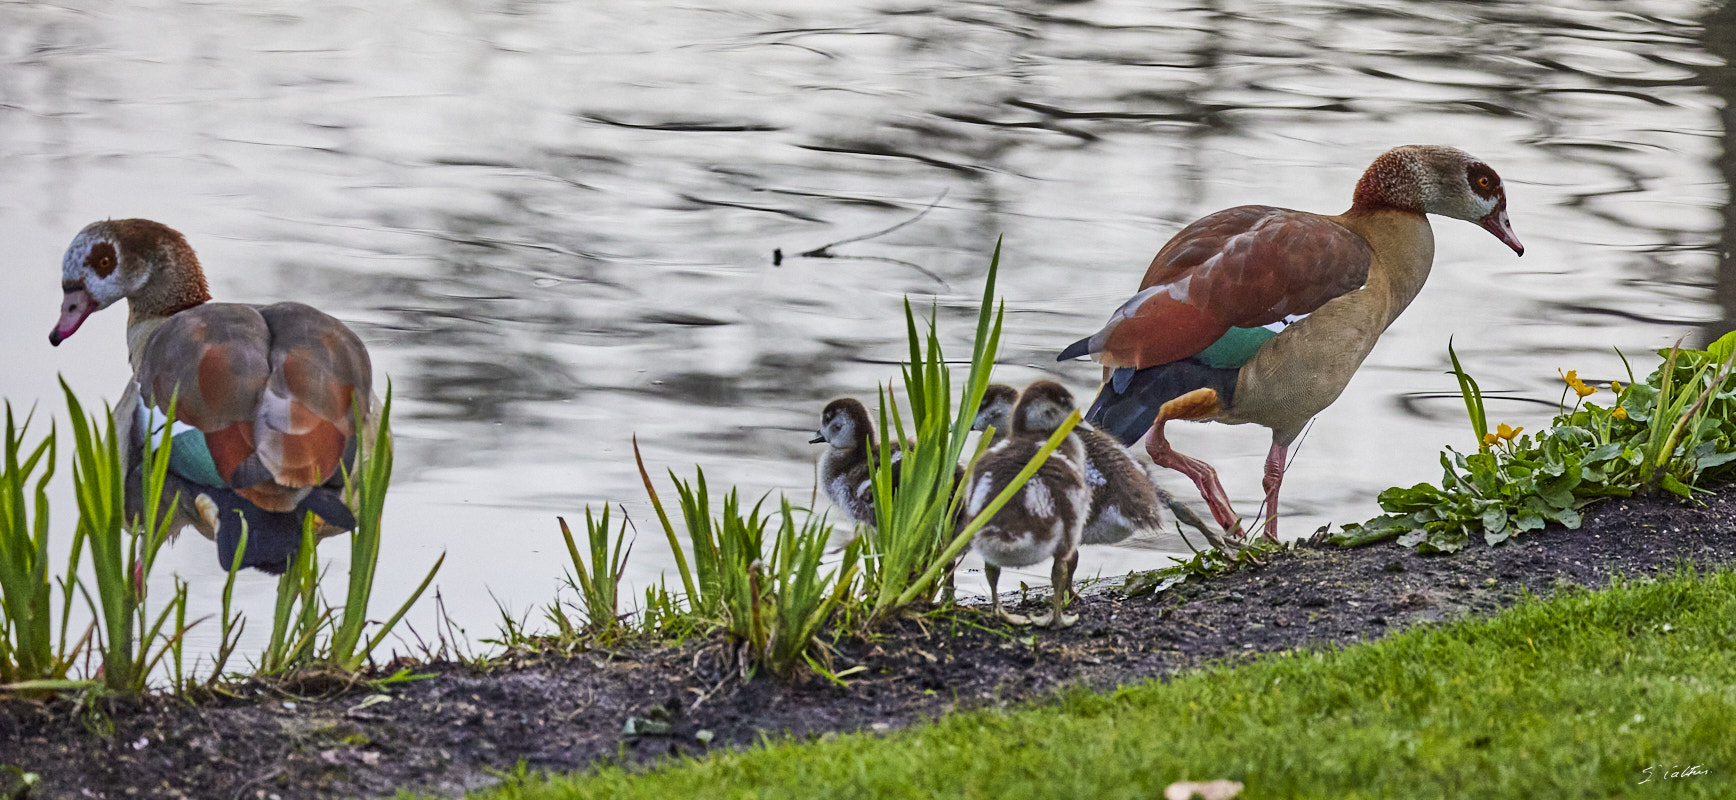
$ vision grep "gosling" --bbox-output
[975,383,1172,545]
[811,398,900,528]
[962,380,1088,629]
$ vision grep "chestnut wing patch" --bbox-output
[1069,206,1370,369]
[137,303,272,484]
[253,303,374,488]
[135,301,372,491]
[1140,206,1370,328]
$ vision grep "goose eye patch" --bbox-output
[87,242,118,277]
[1467,165,1501,199]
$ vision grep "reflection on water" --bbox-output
[0,0,1729,660]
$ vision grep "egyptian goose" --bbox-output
[974,383,1171,546]
[961,381,1088,629]
[811,398,899,528]
[49,219,378,573]
[1058,145,1523,547]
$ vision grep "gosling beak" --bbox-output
[49,288,96,346]
[1479,207,1524,256]
[809,432,826,444]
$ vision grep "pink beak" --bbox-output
[49,288,96,346]
[1480,207,1524,256]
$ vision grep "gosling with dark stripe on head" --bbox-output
[811,398,898,528]
[975,383,1173,546]
[962,381,1088,629]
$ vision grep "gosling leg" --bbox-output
[986,563,1031,626]
[1033,547,1079,630]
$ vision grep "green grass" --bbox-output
[448,568,1736,799]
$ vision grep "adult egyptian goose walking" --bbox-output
[49,219,378,573]
[1058,145,1523,547]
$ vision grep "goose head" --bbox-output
[810,398,875,450]
[1352,145,1523,256]
[50,219,209,345]
[1012,381,1077,436]
[971,383,1019,439]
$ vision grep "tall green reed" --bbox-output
[257,387,444,676]
[762,500,860,680]
[856,239,1079,621]
[63,380,195,693]
[326,388,443,672]
[632,441,860,678]
[853,243,1004,622]
[0,404,82,687]
[552,505,631,641]
[260,518,327,674]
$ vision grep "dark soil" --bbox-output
[7,489,1736,799]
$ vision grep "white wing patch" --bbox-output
[1115,284,1169,318]
[967,473,995,516]
[136,398,199,439]
[1083,457,1106,488]
[1023,478,1055,519]
[1163,275,1193,304]
[1261,313,1308,334]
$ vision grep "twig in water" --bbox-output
[775,190,951,287]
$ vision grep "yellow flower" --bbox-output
[1482,432,1500,446]
[1497,423,1523,441]
[1613,406,1629,420]
[1559,368,1598,396]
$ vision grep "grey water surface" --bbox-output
[0,0,1728,662]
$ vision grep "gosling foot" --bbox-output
[1031,610,1078,630]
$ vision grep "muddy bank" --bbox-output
[5,489,1736,799]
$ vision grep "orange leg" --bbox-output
[1143,388,1246,550]
[1259,443,1286,542]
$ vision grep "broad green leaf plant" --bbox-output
[1335,334,1736,552]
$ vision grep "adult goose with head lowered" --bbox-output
[1059,145,1523,547]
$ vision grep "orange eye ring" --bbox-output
[99,256,112,269]
[1476,176,1491,189]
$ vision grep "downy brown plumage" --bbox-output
[961,381,1088,629]
[811,398,899,528]
[974,383,1171,546]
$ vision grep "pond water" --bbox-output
[0,0,1730,663]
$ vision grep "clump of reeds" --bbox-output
[63,381,194,693]
[532,241,1073,681]
[255,387,445,677]
[857,240,1078,623]
[549,505,632,642]
[630,453,861,679]
[0,381,437,698]
[0,403,83,690]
